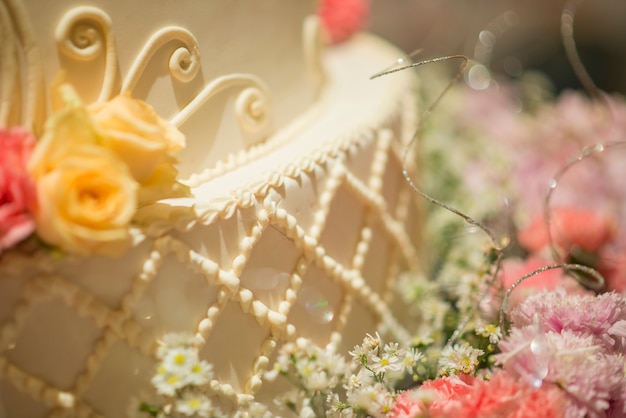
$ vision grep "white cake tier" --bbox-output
[0,0,322,176]
[0,29,420,418]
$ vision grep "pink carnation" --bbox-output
[0,128,37,253]
[456,371,565,418]
[391,372,565,418]
[498,325,625,417]
[510,290,626,353]
[391,374,475,417]
[318,0,369,44]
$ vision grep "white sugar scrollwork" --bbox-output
[235,86,272,139]
[1,0,45,131]
[303,15,325,90]
[55,6,117,103]
[122,26,201,93]
[172,74,274,149]
[4,0,280,170]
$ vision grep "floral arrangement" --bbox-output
[0,80,188,258]
[386,73,626,417]
[134,73,626,417]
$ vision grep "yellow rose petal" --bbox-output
[34,145,138,257]
[89,94,185,183]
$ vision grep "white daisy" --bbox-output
[438,343,484,375]
[175,392,212,417]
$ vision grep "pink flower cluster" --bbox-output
[510,291,626,355]
[392,372,566,418]
[459,89,626,221]
[391,291,626,418]
[502,206,626,298]
[390,86,626,418]
[496,291,626,417]
[456,86,626,295]
[0,129,37,254]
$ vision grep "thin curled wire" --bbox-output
[371,53,505,253]
[372,52,512,347]
[498,263,604,330]
[544,142,626,266]
[561,0,604,102]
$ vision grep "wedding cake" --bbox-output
[0,0,420,416]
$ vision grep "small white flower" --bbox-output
[438,343,484,375]
[326,392,342,409]
[383,342,400,357]
[327,406,357,418]
[420,299,451,331]
[475,323,502,344]
[185,360,212,386]
[346,382,389,414]
[299,404,316,418]
[175,392,212,417]
[246,402,271,418]
[151,366,186,396]
[303,370,329,391]
[349,333,382,363]
[157,332,197,358]
[401,348,424,375]
[162,347,198,373]
[344,368,370,391]
[275,388,301,410]
[369,352,402,374]
[374,392,395,417]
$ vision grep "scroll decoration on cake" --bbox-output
[0,0,45,132]
[55,6,118,103]
[171,73,274,150]
[0,2,197,258]
[234,85,272,138]
[0,0,19,126]
[303,15,325,91]
[0,77,190,259]
[122,26,201,94]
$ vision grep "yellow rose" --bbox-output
[89,94,185,184]
[33,144,138,257]
[29,84,139,256]
[29,88,106,178]
[27,82,187,256]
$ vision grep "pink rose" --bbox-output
[0,128,37,253]
[517,207,625,292]
[518,207,616,255]
[318,0,369,44]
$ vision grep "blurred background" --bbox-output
[367,0,626,94]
